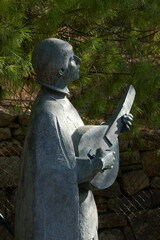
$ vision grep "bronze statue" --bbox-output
[15,38,135,240]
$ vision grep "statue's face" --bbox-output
[62,49,81,82]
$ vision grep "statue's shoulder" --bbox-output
[32,90,65,117]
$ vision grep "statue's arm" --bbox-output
[77,148,115,184]
[76,157,102,184]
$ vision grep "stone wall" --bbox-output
[0,110,28,240]
[0,110,160,240]
[94,130,160,240]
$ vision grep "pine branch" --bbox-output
[88,71,132,76]
[4,47,22,59]
[138,31,159,40]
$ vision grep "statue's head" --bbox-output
[31,38,81,94]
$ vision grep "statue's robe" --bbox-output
[15,87,98,240]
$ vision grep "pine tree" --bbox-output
[0,0,160,129]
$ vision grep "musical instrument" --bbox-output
[72,85,136,189]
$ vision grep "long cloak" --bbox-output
[15,88,84,240]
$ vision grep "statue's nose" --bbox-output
[74,55,81,64]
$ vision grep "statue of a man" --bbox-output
[15,38,133,240]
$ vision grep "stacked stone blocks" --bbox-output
[0,110,160,240]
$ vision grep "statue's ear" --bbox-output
[59,68,64,76]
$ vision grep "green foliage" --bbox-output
[1,0,160,129]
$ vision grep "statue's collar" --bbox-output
[41,85,68,99]
[37,80,70,96]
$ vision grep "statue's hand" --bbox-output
[121,113,133,132]
[92,148,115,173]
